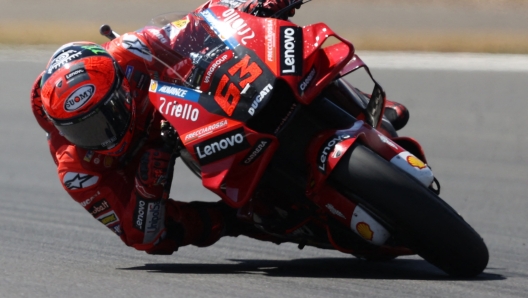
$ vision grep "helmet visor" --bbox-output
[53,86,132,150]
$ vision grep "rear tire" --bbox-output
[329,143,489,277]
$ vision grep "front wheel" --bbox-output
[329,143,489,278]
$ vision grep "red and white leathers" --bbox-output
[30,0,296,255]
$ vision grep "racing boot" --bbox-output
[384,100,409,131]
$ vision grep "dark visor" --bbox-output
[51,84,132,151]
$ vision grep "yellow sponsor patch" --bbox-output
[149,80,158,92]
[356,222,374,241]
[172,19,189,29]
[407,155,427,170]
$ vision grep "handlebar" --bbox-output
[271,0,311,19]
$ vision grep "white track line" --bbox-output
[357,51,528,72]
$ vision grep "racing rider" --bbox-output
[30,0,410,255]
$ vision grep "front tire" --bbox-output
[329,143,489,277]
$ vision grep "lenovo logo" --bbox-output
[280,27,303,76]
[194,128,250,165]
[317,134,351,173]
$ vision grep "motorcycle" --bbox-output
[101,0,488,277]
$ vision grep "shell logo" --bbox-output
[172,19,190,29]
[407,155,427,169]
[149,80,158,92]
[356,222,374,240]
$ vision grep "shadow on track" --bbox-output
[119,258,504,281]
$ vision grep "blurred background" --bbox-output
[1,1,528,296]
[1,0,527,53]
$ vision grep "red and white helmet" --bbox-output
[40,42,135,156]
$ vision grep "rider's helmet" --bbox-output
[40,42,135,156]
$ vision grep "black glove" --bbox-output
[137,148,172,187]
[135,146,172,199]
[245,0,302,18]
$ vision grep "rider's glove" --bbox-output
[244,0,301,18]
[135,147,172,199]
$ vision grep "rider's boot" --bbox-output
[384,100,409,131]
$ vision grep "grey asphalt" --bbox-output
[1,49,528,297]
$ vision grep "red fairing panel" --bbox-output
[149,80,279,208]
[306,120,407,197]
[205,6,355,105]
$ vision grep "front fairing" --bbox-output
[145,9,281,207]
[144,6,356,207]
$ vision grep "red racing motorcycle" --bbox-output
[105,1,489,277]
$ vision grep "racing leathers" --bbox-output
[30,0,298,255]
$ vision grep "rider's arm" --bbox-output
[54,143,179,253]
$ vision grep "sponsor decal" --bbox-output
[279,26,303,76]
[101,136,118,148]
[109,223,122,236]
[248,84,274,116]
[265,19,276,63]
[172,19,189,29]
[143,201,165,243]
[64,84,95,112]
[220,9,255,45]
[390,152,434,187]
[83,150,94,162]
[317,134,351,173]
[299,67,316,93]
[65,68,86,81]
[153,82,201,102]
[97,211,119,226]
[158,86,190,98]
[194,127,250,165]
[80,191,100,207]
[63,172,99,190]
[200,10,238,49]
[378,133,398,150]
[407,155,427,169]
[133,199,147,231]
[219,0,246,7]
[202,52,232,89]
[242,138,272,165]
[325,203,346,219]
[125,65,134,80]
[158,97,199,121]
[65,63,90,87]
[81,45,107,55]
[149,80,158,92]
[147,28,168,44]
[183,119,229,143]
[89,199,110,217]
[48,50,82,74]
[356,222,374,241]
[122,34,152,62]
[351,206,390,245]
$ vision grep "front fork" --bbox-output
[305,121,435,249]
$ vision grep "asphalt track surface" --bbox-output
[1,48,528,297]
